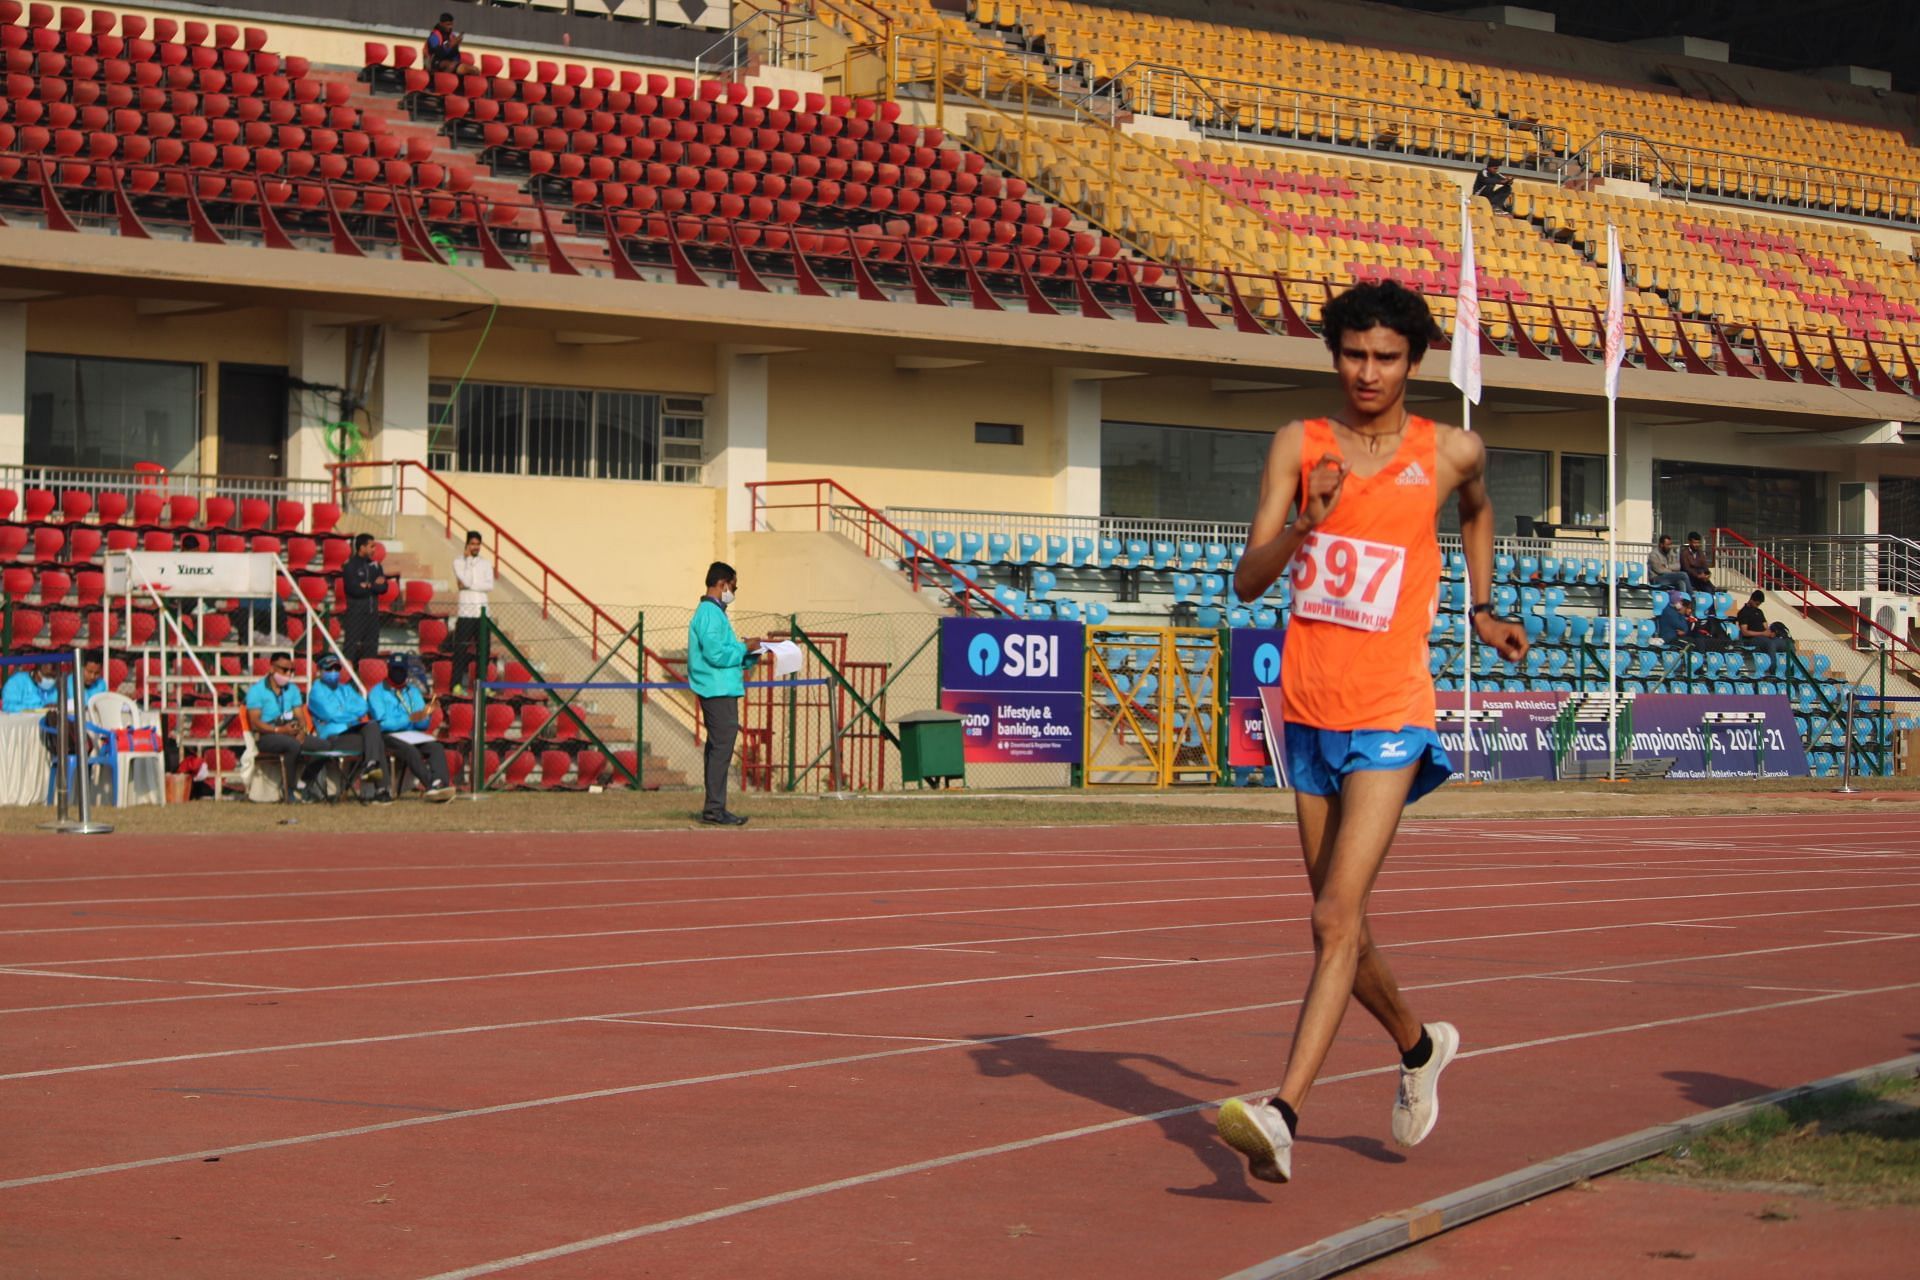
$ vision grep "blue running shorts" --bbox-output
[1281,723,1452,804]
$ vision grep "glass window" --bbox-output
[975,422,1023,445]
[1656,460,1824,539]
[1101,421,1268,522]
[432,381,702,483]
[1441,447,1549,533]
[26,354,201,473]
[1559,453,1606,526]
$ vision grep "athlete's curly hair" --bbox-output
[1321,280,1445,363]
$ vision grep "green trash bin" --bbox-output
[896,709,966,789]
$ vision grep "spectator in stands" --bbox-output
[1472,159,1513,214]
[688,561,762,826]
[369,655,454,802]
[342,534,389,666]
[1,658,55,715]
[450,530,494,696]
[1736,590,1791,655]
[308,652,392,804]
[62,652,107,722]
[425,12,476,76]
[243,651,313,804]
[1681,532,1715,592]
[1655,592,1693,645]
[1646,535,1690,593]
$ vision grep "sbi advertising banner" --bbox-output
[1227,629,1285,767]
[938,619,1085,763]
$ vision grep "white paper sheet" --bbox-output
[758,640,804,678]
[389,730,437,745]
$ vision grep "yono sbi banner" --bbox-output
[1227,629,1285,767]
[938,618,1084,763]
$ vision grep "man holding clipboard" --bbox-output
[370,655,455,802]
[688,561,766,827]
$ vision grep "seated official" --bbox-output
[244,652,314,804]
[1735,590,1792,655]
[369,656,454,802]
[63,653,108,717]
[2,659,56,715]
[307,653,392,803]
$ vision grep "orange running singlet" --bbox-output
[1279,416,1442,733]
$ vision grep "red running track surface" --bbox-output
[1,813,1917,1278]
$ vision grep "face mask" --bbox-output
[36,676,54,691]
[272,673,291,689]
[718,589,735,606]
[321,670,341,687]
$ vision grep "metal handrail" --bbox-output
[0,464,331,505]
[326,460,684,681]
[1573,131,1920,227]
[746,478,1016,616]
[1752,534,1920,600]
[1712,526,1920,680]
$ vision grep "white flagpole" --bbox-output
[1603,225,1625,783]
[1450,195,1483,783]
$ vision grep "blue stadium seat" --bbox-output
[1494,553,1516,581]
[1226,606,1250,630]
[1198,574,1225,605]
[1046,534,1069,564]
[1444,551,1466,581]
[1713,591,1733,618]
[1563,615,1592,645]
[1151,541,1177,570]
[1085,602,1109,626]
[993,585,1025,613]
[1031,568,1057,598]
[1016,533,1041,563]
[1172,573,1197,604]
[1055,600,1083,623]
[1649,589,1668,614]
[1205,543,1229,572]
[1026,601,1053,620]
[987,532,1013,563]
[1178,540,1204,569]
[1253,607,1278,629]
[1624,562,1646,587]
[932,530,958,559]
[961,532,986,562]
[1096,538,1120,568]
[905,529,929,555]
[1524,615,1546,643]
[1195,606,1222,628]
[1070,536,1094,566]
[1124,538,1150,567]
[1518,556,1538,582]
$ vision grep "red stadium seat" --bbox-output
[142,530,173,553]
[483,703,515,740]
[356,658,386,688]
[64,527,101,564]
[237,497,270,530]
[58,489,91,522]
[32,527,64,562]
[538,749,572,789]
[203,495,235,528]
[37,569,70,606]
[94,491,129,525]
[22,489,55,522]
[519,704,550,740]
[0,527,26,561]
[574,749,607,786]
[503,751,536,788]
[9,608,44,647]
[1,567,32,601]
[165,494,198,526]
[274,499,304,532]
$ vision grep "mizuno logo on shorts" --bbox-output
[1379,740,1408,759]
[1396,461,1430,486]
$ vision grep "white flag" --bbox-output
[1603,223,1626,402]
[1449,198,1482,407]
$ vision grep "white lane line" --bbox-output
[910,946,1001,955]
[7,880,1920,1021]
[1531,976,1632,985]
[0,968,289,991]
[1826,929,1909,936]
[588,1018,970,1045]
[3,904,1914,1088]
[7,854,1911,960]
[1745,986,1850,994]
[4,942,1914,1202]
[402,977,1920,1278]
[1095,955,1186,964]
[1657,923,1738,930]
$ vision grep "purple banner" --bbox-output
[1435,691,1563,783]
[1432,692,1807,781]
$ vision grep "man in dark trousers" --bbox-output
[342,533,389,667]
[687,562,762,826]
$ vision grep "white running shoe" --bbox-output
[1392,1021,1460,1147]
[1216,1097,1294,1184]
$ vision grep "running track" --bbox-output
[3,813,1918,1278]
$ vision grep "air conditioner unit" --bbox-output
[1856,593,1916,649]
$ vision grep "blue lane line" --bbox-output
[480,679,832,692]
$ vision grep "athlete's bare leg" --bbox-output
[1292,788,1423,1060]
[1276,762,1422,1113]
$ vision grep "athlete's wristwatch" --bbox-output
[1469,602,1505,621]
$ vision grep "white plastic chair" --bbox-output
[86,692,166,807]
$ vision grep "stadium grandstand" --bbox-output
[1,0,1919,798]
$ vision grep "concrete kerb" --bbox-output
[1221,1052,1920,1280]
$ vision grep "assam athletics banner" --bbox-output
[1256,687,1807,784]
[938,618,1085,763]
[1227,629,1284,767]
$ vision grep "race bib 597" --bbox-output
[1290,532,1405,632]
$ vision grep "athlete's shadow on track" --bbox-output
[968,1035,1401,1201]
[1663,1069,1780,1108]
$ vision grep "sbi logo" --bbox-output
[1252,643,1281,684]
[967,631,1061,679]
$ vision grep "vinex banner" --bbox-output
[938,619,1085,763]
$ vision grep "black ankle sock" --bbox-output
[1401,1027,1433,1071]
[1267,1097,1299,1137]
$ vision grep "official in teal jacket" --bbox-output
[688,561,760,825]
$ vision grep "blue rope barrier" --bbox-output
[0,652,77,671]
[480,678,832,692]
[1849,694,1920,704]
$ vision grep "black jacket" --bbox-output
[342,555,386,612]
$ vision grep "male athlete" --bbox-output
[1216,280,1528,1185]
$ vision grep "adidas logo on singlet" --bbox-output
[1396,460,1431,486]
